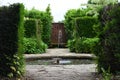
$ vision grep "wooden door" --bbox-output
[51,23,67,46]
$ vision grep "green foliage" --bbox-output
[75,38,88,53]
[25,7,41,19]
[0,3,24,78]
[93,3,120,73]
[24,19,36,37]
[23,38,47,54]
[64,9,90,40]
[67,38,99,53]
[24,18,47,54]
[67,39,76,52]
[70,16,98,53]
[74,17,97,38]
[65,8,98,53]
[25,5,53,46]
[101,67,112,80]
[87,0,118,17]
[40,12,52,46]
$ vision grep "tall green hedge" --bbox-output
[0,3,24,78]
[25,5,53,46]
[74,17,97,38]
[41,12,52,46]
[67,17,98,53]
[64,9,90,40]
[24,19,47,54]
[93,3,120,73]
[24,19,36,38]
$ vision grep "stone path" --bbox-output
[25,49,97,80]
[25,64,97,80]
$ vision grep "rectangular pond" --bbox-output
[26,58,95,65]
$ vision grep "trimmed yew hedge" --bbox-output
[24,19,36,38]
[0,3,24,78]
[74,17,97,38]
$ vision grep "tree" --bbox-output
[25,8,41,19]
[86,0,118,17]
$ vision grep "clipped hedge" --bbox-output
[25,6,53,46]
[0,3,24,78]
[93,3,120,73]
[40,12,52,46]
[67,16,98,53]
[24,19,47,54]
[74,17,97,38]
[24,19,36,38]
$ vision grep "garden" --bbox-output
[0,0,120,80]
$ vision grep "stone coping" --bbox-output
[24,53,96,60]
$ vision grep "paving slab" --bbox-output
[25,48,95,60]
[25,64,97,80]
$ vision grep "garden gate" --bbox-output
[51,23,67,47]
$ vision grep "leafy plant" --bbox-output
[101,67,112,80]
[67,39,76,52]
[23,38,47,54]
[68,37,99,53]
[25,4,53,46]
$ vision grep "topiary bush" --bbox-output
[0,3,24,78]
[93,3,120,73]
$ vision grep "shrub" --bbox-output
[23,38,47,54]
[68,38,99,53]
[67,39,76,52]
[93,3,120,73]
[0,3,24,78]
[82,37,99,53]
